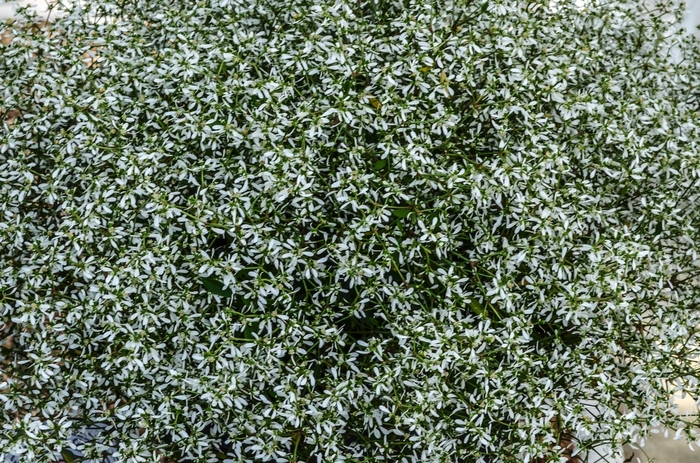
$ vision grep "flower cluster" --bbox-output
[2,0,700,462]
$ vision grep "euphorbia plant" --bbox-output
[1,0,700,462]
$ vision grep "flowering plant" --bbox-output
[2,0,700,462]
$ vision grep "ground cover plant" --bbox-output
[2,0,700,462]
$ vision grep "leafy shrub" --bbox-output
[2,0,700,462]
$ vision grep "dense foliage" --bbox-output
[2,0,700,462]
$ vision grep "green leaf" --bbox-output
[470,298,488,318]
[243,324,255,340]
[392,208,411,218]
[200,277,232,297]
[61,450,78,463]
[373,159,387,170]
